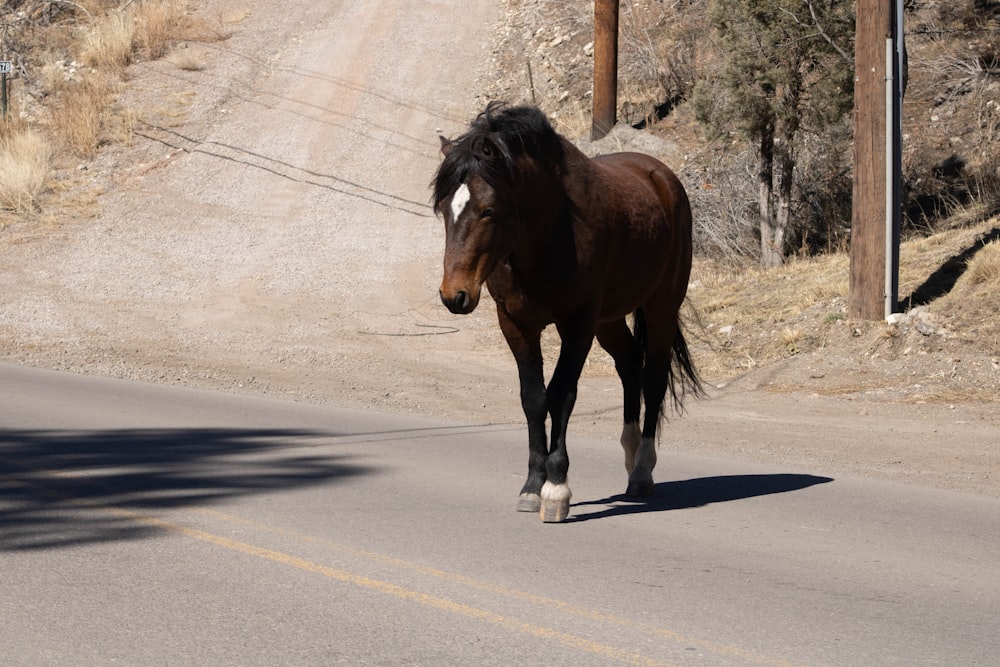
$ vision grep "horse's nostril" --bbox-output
[440,289,474,314]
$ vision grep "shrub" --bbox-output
[0,128,52,212]
[79,8,135,71]
[49,74,117,159]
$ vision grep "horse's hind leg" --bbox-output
[596,319,643,474]
[626,309,679,497]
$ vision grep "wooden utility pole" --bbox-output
[850,0,902,319]
[592,0,619,140]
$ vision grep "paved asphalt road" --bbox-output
[2,363,998,666]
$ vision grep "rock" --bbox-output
[576,123,682,164]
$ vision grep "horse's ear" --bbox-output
[439,136,454,157]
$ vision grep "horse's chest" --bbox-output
[489,259,587,324]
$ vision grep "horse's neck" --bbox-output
[508,191,575,283]
[509,138,596,267]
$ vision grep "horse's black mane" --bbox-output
[432,102,565,215]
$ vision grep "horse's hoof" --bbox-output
[540,498,570,523]
[539,481,571,522]
[625,479,654,497]
[517,493,541,513]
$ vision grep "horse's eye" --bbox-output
[480,208,495,219]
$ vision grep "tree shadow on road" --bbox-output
[567,473,833,522]
[0,427,372,551]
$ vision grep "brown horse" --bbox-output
[432,103,701,522]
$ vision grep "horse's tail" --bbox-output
[635,308,704,416]
[666,325,704,414]
[634,308,648,374]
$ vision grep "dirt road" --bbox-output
[0,0,996,497]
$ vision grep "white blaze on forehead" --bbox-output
[449,183,471,223]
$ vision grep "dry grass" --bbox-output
[49,73,118,159]
[78,1,203,67]
[693,254,850,325]
[965,240,1000,286]
[0,0,237,220]
[549,98,593,141]
[39,59,73,97]
[79,8,135,71]
[932,227,1000,354]
[13,0,232,182]
[147,0,236,50]
[166,45,209,72]
[135,0,185,60]
[781,327,803,354]
[686,255,850,379]
[688,215,1000,384]
[0,128,52,212]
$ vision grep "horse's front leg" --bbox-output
[540,317,595,522]
[497,308,548,513]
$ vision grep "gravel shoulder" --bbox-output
[1,0,996,497]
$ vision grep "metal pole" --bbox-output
[893,0,905,312]
[885,0,904,316]
[592,0,619,140]
[885,36,895,317]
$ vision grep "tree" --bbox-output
[693,0,854,267]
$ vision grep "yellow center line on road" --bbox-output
[194,506,801,667]
[5,472,669,667]
[7,465,801,667]
[120,507,671,667]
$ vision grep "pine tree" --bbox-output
[693,0,854,267]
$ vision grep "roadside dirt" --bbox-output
[0,0,996,497]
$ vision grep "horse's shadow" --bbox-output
[568,473,833,522]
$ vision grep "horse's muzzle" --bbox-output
[440,288,478,315]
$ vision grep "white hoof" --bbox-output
[626,435,657,497]
[540,481,572,523]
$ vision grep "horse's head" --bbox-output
[432,103,564,315]
[433,134,517,315]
